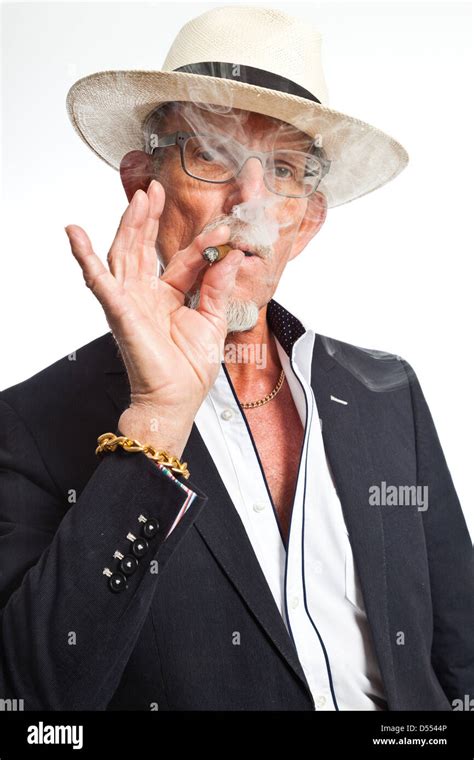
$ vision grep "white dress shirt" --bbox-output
[194,301,387,710]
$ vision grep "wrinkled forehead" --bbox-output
[157,101,314,150]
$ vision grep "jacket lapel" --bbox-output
[188,423,312,694]
[311,335,397,703]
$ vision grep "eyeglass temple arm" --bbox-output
[308,143,331,178]
[149,132,186,154]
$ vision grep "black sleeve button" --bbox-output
[143,518,160,539]
[108,572,128,594]
[113,550,139,576]
[131,537,149,558]
[126,532,150,558]
[119,555,139,576]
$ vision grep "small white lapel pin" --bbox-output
[330,394,348,405]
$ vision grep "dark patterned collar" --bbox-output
[267,299,307,357]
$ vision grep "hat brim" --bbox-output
[66,70,408,208]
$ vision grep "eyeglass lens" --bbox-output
[182,134,323,197]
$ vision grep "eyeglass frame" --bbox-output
[148,130,331,198]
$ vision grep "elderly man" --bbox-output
[0,6,472,712]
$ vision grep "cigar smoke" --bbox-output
[143,92,410,390]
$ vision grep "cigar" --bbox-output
[202,244,233,264]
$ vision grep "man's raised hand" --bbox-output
[65,179,244,457]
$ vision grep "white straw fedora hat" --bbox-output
[66,5,408,208]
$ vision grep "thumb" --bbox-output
[197,249,245,323]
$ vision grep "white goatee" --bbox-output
[185,290,259,334]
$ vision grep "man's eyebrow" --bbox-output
[174,104,313,144]
[174,107,315,150]
[191,126,315,151]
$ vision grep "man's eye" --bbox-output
[274,164,295,179]
[196,149,217,162]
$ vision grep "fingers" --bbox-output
[160,224,234,296]
[106,190,146,284]
[66,179,164,335]
[65,224,124,322]
[107,181,164,284]
[136,180,165,279]
[109,180,164,284]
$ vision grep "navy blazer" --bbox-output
[0,299,473,710]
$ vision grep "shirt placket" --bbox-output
[210,367,287,619]
[283,335,337,711]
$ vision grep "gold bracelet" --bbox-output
[95,432,190,479]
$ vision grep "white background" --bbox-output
[1,0,473,535]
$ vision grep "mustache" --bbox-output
[201,214,274,259]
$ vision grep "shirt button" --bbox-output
[290,596,299,609]
[315,695,326,708]
[221,409,234,420]
[253,502,266,513]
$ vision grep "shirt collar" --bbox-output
[212,298,314,401]
[267,298,308,357]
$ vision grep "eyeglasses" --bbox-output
[149,130,331,198]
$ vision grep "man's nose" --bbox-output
[231,156,267,202]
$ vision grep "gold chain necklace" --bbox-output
[239,369,285,409]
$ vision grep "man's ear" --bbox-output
[119,150,155,201]
[288,191,327,262]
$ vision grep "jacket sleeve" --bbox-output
[0,397,208,710]
[404,361,474,704]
